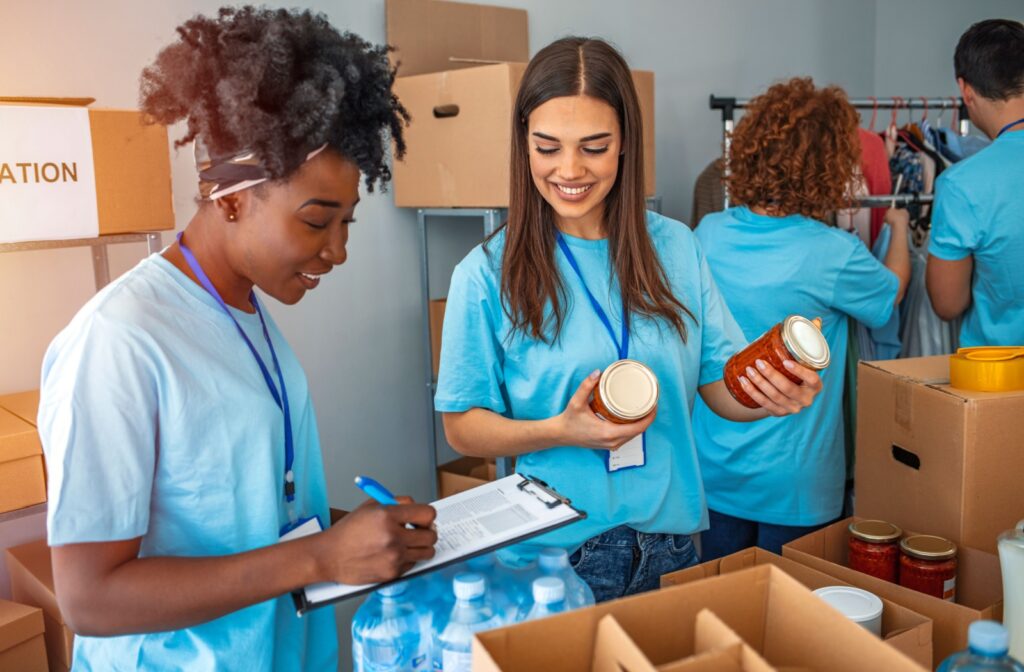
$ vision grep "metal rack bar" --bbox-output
[855,193,934,207]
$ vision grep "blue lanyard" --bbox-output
[997,117,1024,138]
[175,233,297,520]
[556,232,629,359]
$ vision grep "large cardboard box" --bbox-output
[661,547,933,669]
[5,540,74,672]
[437,456,498,498]
[0,407,46,514]
[0,599,47,672]
[387,0,656,207]
[473,564,924,672]
[0,97,173,243]
[855,356,1024,555]
[0,389,40,427]
[783,516,1003,663]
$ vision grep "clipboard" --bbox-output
[291,473,586,615]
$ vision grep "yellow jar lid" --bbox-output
[949,346,1024,392]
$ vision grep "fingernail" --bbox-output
[739,376,750,388]
[783,360,796,370]
[590,370,601,379]
[746,366,757,378]
[756,359,767,371]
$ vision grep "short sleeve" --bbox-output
[39,314,158,545]
[832,240,899,329]
[929,176,980,261]
[696,246,747,386]
[434,261,507,414]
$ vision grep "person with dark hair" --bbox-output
[927,18,1024,345]
[691,78,911,560]
[435,37,823,603]
[37,7,435,670]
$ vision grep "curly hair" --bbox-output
[139,6,408,192]
[726,77,861,223]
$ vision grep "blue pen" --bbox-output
[355,475,399,506]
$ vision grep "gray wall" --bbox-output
[1,2,1022,670]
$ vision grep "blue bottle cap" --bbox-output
[968,620,1009,656]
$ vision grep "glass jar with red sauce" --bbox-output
[848,520,902,583]
[724,315,831,408]
[899,534,958,601]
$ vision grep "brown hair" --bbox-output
[495,37,693,343]
[727,77,861,223]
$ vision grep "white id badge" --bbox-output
[607,432,646,472]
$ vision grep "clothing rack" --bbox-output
[709,95,969,208]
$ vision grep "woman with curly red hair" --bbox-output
[693,77,911,559]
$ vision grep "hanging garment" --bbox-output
[859,128,893,247]
[691,159,725,228]
[899,230,961,357]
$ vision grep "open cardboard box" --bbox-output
[0,406,46,514]
[386,0,656,207]
[0,599,47,672]
[437,456,499,498]
[472,564,924,672]
[782,516,1003,663]
[854,356,1024,555]
[661,547,933,669]
[5,540,74,672]
[0,97,173,243]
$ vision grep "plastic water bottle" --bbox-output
[524,576,569,621]
[537,547,595,609]
[494,551,540,623]
[352,582,430,672]
[433,573,503,671]
[937,621,1024,672]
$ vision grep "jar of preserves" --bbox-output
[848,520,902,583]
[899,534,958,601]
[724,315,831,408]
[589,359,659,424]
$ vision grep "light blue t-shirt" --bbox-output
[929,129,1024,347]
[693,207,899,526]
[39,254,337,672]
[435,211,746,552]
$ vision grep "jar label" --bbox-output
[943,577,956,601]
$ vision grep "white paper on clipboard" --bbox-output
[294,474,585,612]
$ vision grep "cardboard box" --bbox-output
[0,407,46,514]
[472,564,924,672]
[0,599,47,672]
[0,97,173,243]
[855,356,1024,555]
[387,0,656,207]
[661,547,933,669]
[783,516,1003,663]
[429,298,446,377]
[5,540,74,672]
[0,389,40,427]
[437,456,499,498]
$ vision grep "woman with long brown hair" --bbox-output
[435,37,822,602]
[692,77,910,561]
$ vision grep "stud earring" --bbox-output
[227,213,237,222]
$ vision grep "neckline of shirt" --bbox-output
[557,228,610,250]
[149,253,264,327]
[732,206,809,226]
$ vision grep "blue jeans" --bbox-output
[568,525,699,603]
[700,509,832,561]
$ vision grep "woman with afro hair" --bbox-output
[37,7,436,670]
[692,77,911,560]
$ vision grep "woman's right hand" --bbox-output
[555,369,656,451]
[885,207,910,229]
[312,499,437,585]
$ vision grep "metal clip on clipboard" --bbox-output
[518,474,573,509]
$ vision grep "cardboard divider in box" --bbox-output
[0,406,46,514]
[472,564,925,672]
[437,456,502,498]
[0,599,48,672]
[386,0,656,208]
[782,516,1003,663]
[660,547,933,669]
[0,98,173,243]
[854,356,1024,555]
[5,540,74,672]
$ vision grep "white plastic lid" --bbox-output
[813,586,883,623]
[532,576,565,604]
[377,582,407,598]
[538,547,569,571]
[969,620,1009,655]
[453,573,486,600]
